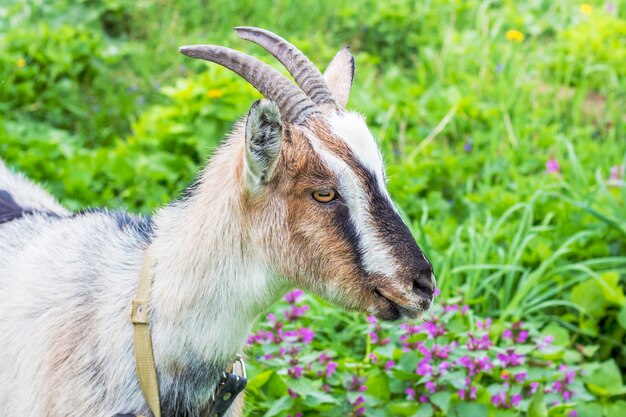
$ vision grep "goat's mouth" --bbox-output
[373,288,424,321]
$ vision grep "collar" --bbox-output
[130,250,247,417]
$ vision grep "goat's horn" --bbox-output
[179,45,319,125]
[235,26,338,108]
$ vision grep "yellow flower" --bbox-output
[505,30,525,43]
[16,58,26,68]
[580,3,592,15]
[206,89,224,99]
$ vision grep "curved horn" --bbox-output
[235,26,338,108]
[179,45,319,125]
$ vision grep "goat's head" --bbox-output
[180,27,435,321]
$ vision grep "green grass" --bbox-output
[1,0,625,415]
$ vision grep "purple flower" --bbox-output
[284,289,304,304]
[497,349,525,367]
[516,330,529,343]
[496,63,504,72]
[464,139,473,152]
[288,366,303,379]
[422,321,446,338]
[458,385,477,400]
[438,361,451,376]
[285,304,310,321]
[458,355,493,376]
[283,330,299,343]
[476,318,492,330]
[405,387,416,400]
[467,333,493,351]
[425,380,437,394]
[546,158,560,174]
[503,321,529,343]
[568,411,578,417]
[288,388,298,398]
[367,316,378,326]
[491,391,507,408]
[347,375,367,392]
[530,382,540,394]
[459,378,478,401]
[514,372,527,384]
[318,352,332,363]
[537,335,555,351]
[492,391,522,409]
[419,394,430,403]
[442,303,459,313]
[299,327,315,344]
[385,360,395,371]
[416,359,433,376]
[325,361,338,377]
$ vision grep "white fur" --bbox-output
[0,136,279,417]
[329,112,386,187]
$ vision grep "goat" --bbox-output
[0,27,435,417]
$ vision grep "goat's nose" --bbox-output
[412,270,435,300]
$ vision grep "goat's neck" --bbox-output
[148,138,281,374]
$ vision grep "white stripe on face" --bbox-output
[304,129,397,279]
[329,112,386,188]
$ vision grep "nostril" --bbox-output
[413,276,434,299]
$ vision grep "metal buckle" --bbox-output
[232,354,247,379]
[130,299,149,324]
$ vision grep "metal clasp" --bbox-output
[233,354,246,379]
[130,299,149,324]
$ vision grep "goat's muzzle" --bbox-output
[371,266,435,321]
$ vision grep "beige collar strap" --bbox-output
[130,250,162,417]
[130,250,248,417]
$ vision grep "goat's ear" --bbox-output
[244,99,283,192]
[323,46,355,107]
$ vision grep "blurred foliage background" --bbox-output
[0,0,625,416]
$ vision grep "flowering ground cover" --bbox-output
[0,0,624,416]
[245,290,625,417]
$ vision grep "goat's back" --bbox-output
[0,159,154,416]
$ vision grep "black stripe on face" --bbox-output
[360,168,431,276]
[331,199,366,274]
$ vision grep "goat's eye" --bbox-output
[312,189,337,203]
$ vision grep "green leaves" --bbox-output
[430,392,451,413]
[585,360,626,397]
[527,388,548,417]
[2,2,626,417]
[263,396,293,417]
[448,402,489,417]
